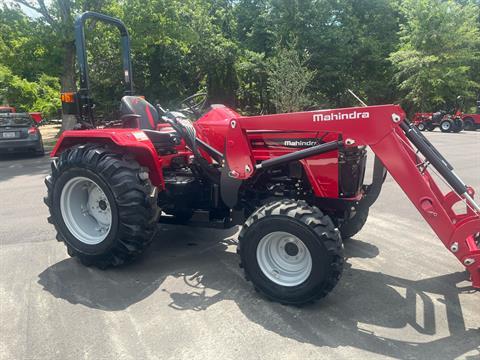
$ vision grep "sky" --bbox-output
[3,1,43,18]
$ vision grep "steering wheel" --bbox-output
[178,92,208,119]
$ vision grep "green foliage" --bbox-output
[236,50,269,114]
[0,64,60,118]
[0,64,37,112]
[32,74,61,118]
[0,0,479,117]
[390,0,480,111]
[0,6,62,81]
[267,46,315,113]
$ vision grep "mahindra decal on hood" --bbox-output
[251,138,322,148]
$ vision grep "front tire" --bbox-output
[238,199,344,305]
[440,119,452,132]
[417,123,426,131]
[339,207,369,240]
[44,144,159,268]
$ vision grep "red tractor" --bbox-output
[45,13,480,305]
[412,111,463,133]
[460,96,480,131]
[412,112,432,131]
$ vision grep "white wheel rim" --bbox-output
[256,231,312,287]
[60,176,112,245]
[418,124,424,130]
[441,122,450,130]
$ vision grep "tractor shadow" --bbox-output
[38,227,479,359]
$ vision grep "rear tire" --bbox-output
[451,118,463,133]
[426,122,435,131]
[238,199,344,305]
[440,119,452,132]
[463,118,475,131]
[339,207,369,240]
[44,144,159,268]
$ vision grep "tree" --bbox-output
[267,46,315,113]
[236,50,269,114]
[1,0,477,117]
[0,64,37,111]
[0,64,60,117]
[389,0,480,111]
[12,0,111,130]
[33,74,61,118]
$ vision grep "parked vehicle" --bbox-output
[461,113,480,131]
[460,96,480,131]
[45,12,480,305]
[0,113,44,155]
[412,111,463,133]
[0,106,16,113]
[412,112,432,131]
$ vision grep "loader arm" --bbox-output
[223,104,480,288]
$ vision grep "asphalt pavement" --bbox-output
[0,131,479,360]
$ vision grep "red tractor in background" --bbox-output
[44,12,480,305]
[412,112,433,131]
[461,113,480,131]
[412,111,464,133]
[413,95,480,132]
[459,95,480,131]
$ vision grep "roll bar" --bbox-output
[74,12,134,124]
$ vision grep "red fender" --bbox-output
[51,129,165,188]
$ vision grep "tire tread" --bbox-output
[45,144,158,268]
[238,199,344,305]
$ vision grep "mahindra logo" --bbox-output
[284,140,318,147]
[313,111,370,122]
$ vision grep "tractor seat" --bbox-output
[120,96,159,130]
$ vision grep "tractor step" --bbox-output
[158,209,244,229]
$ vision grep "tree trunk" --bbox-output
[60,40,77,132]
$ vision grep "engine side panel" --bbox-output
[247,131,341,198]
